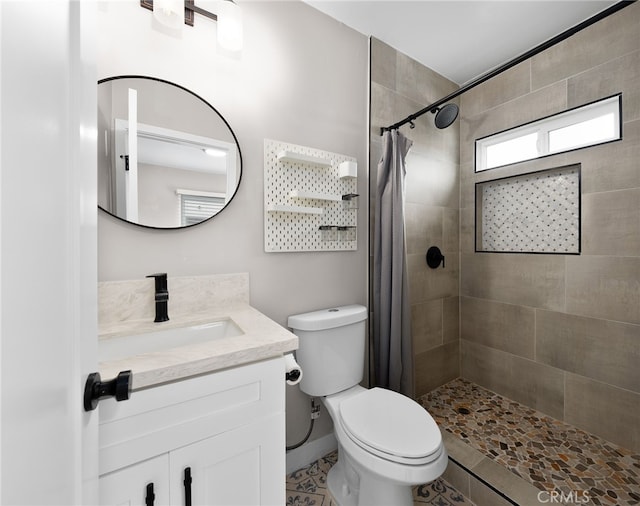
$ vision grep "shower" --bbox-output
[431,103,459,129]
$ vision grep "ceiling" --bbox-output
[303,1,618,85]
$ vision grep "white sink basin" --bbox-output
[99,319,244,362]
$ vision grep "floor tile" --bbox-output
[286,450,475,506]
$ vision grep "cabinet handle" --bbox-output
[183,467,192,506]
[145,483,155,506]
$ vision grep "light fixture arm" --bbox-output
[141,0,243,51]
[189,3,217,22]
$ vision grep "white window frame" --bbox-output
[176,189,227,226]
[475,94,622,172]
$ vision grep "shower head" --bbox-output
[431,103,459,129]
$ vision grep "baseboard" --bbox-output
[286,432,338,474]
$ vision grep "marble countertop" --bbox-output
[98,305,298,391]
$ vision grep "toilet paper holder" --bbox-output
[286,369,301,383]
[284,354,303,385]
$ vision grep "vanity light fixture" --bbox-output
[140,0,243,51]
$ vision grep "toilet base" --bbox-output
[326,448,414,506]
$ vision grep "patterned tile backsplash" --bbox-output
[476,164,580,254]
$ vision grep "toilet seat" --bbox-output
[338,388,442,466]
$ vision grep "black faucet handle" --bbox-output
[146,273,168,291]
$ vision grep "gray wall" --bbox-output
[370,38,461,398]
[97,1,368,449]
[460,3,640,452]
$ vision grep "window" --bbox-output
[475,94,621,172]
[177,190,226,226]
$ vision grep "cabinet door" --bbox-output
[100,454,170,506]
[170,413,284,506]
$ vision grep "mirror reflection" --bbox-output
[97,76,242,228]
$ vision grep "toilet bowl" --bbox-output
[288,305,448,506]
[322,385,447,506]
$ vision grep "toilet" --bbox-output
[288,304,447,506]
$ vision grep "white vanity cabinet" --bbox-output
[98,357,285,506]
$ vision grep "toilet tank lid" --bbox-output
[288,304,367,331]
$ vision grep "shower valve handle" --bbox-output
[426,246,445,269]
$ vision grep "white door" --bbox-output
[0,1,98,504]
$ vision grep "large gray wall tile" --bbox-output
[580,119,640,194]
[370,37,396,91]
[415,341,460,397]
[395,49,457,106]
[461,296,535,359]
[405,150,459,208]
[582,189,640,256]
[460,60,531,117]
[409,252,459,303]
[443,296,459,343]
[461,253,565,311]
[443,208,460,253]
[566,256,640,324]
[531,2,640,91]
[536,310,640,393]
[412,299,443,354]
[565,373,640,452]
[462,340,564,419]
[568,49,640,123]
[405,203,442,255]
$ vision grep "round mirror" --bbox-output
[97,76,242,229]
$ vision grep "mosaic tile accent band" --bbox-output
[476,165,580,253]
[420,379,640,506]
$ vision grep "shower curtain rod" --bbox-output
[380,0,635,135]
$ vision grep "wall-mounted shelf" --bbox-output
[266,204,324,215]
[265,139,357,252]
[289,190,342,202]
[277,150,332,168]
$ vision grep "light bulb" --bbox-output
[153,0,184,30]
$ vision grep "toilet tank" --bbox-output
[288,305,367,397]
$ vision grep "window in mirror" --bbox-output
[475,94,621,172]
[178,191,226,226]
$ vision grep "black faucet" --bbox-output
[146,273,169,323]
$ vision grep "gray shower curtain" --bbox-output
[372,129,414,398]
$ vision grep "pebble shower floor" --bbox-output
[420,378,640,505]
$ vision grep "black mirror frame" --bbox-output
[97,75,243,230]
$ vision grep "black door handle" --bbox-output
[83,370,132,411]
[145,483,155,506]
[183,467,192,506]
